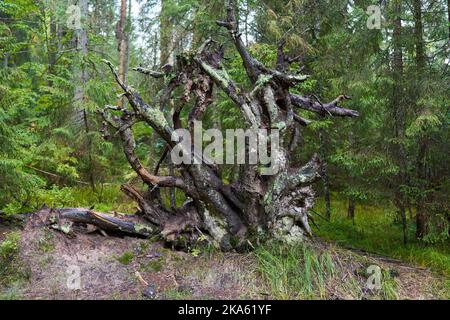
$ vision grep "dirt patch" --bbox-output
[9,210,264,300]
[1,214,447,300]
[15,227,263,300]
[0,225,10,241]
[135,250,263,299]
[18,227,143,299]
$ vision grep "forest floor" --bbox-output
[0,221,448,300]
[0,225,8,241]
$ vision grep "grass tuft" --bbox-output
[116,251,134,265]
[255,242,334,299]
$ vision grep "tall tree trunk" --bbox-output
[447,0,450,40]
[160,0,174,66]
[244,0,249,46]
[49,18,57,69]
[392,0,408,244]
[159,0,176,207]
[347,197,355,224]
[413,0,428,239]
[319,131,331,220]
[57,22,63,53]
[83,109,95,190]
[73,0,95,190]
[116,0,130,108]
[416,140,428,238]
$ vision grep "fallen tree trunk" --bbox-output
[57,208,156,237]
[0,211,27,225]
[22,207,157,239]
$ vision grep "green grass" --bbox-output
[37,230,55,253]
[380,269,399,300]
[255,242,334,299]
[313,196,450,276]
[3,184,136,215]
[139,257,165,272]
[163,288,193,300]
[0,231,30,299]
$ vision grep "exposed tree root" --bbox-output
[10,0,358,251]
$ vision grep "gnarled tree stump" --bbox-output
[90,0,359,251]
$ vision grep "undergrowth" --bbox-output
[313,196,450,276]
[255,242,334,299]
[0,231,30,299]
[3,184,136,214]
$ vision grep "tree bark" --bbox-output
[73,0,95,191]
[74,0,89,109]
[415,138,429,239]
[23,207,156,238]
[447,0,450,40]
[160,0,174,66]
[116,0,130,108]
[347,197,355,223]
[392,0,408,243]
[413,0,428,239]
[319,131,331,221]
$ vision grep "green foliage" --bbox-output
[0,231,30,299]
[163,288,193,300]
[0,231,20,261]
[145,259,164,272]
[0,0,131,214]
[3,184,135,214]
[314,196,450,276]
[380,269,399,300]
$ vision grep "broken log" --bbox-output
[26,207,157,238]
[0,211,27,225]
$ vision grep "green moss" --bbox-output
[200,62,231,89]
[140,258,164,273]
[256,74,273,86]
[116,251,134,265]
[164,288,192,300]
[142,107,169,129]
[251,74,273,96]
